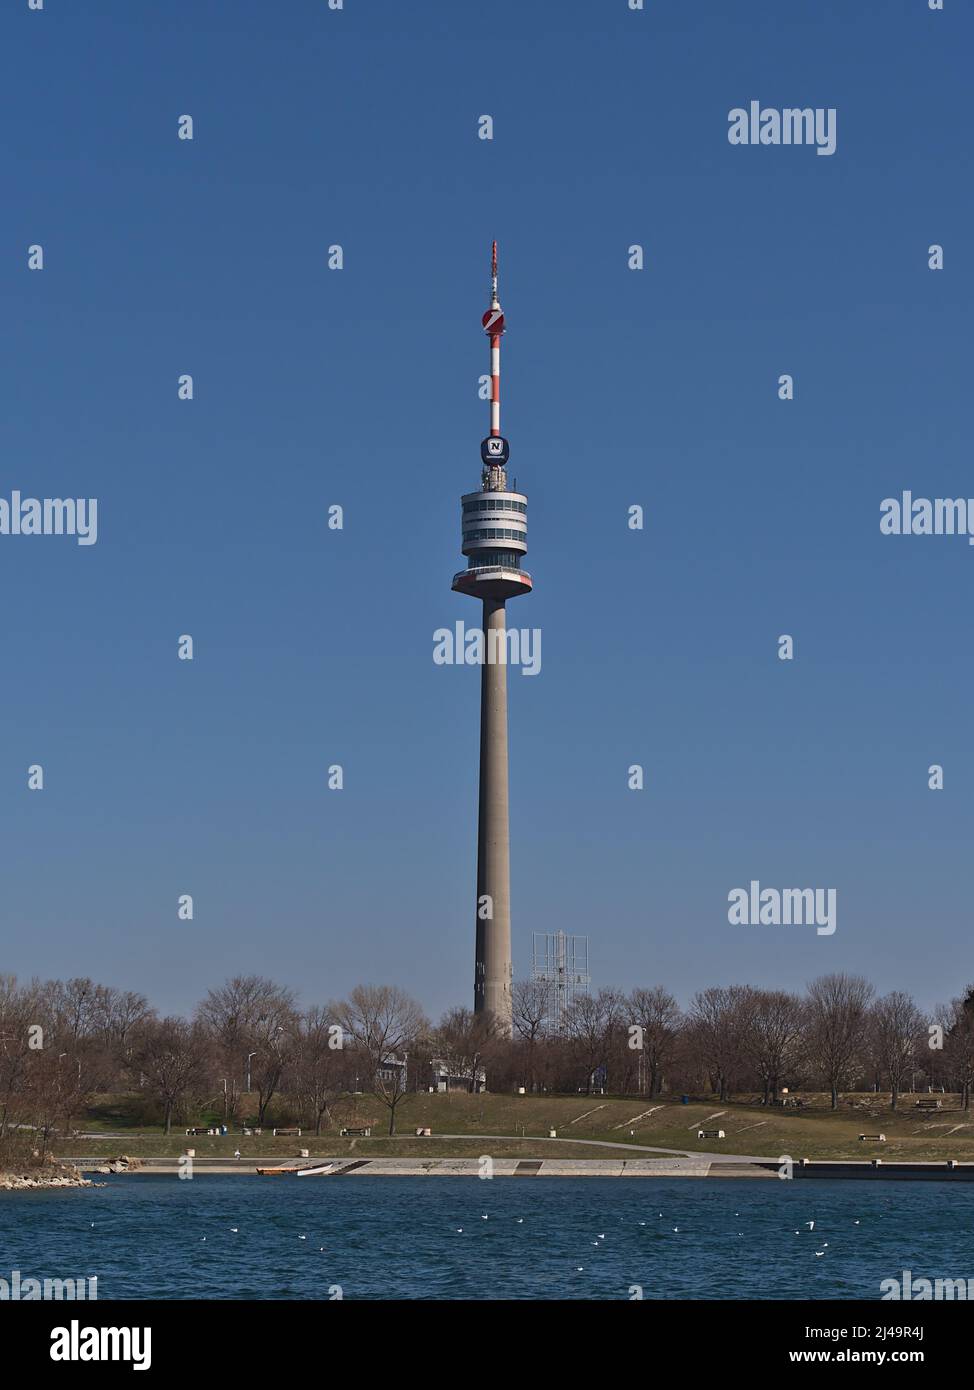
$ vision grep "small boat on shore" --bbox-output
[255,1164,303,1176]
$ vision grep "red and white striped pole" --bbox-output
[483,240,505,438]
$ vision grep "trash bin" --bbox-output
[681,1095,689,1105]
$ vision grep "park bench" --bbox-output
[697,1129,725,1140]
[272,1127,302,1137]
[915,1099,941,1111]
[859,1133,886,1142]
[340,1126,372,1137]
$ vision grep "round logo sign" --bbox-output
[481,436,510,465]
[482,308,505,334]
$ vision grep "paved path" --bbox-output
[432,1133,775,1164]
[61,1132,777,1165]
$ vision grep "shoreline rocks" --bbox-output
[89,1156,141,1175]
[0,1164,94,1191]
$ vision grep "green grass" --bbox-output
[55,1091,974,1163]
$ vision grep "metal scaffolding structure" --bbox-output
[531,931,590,1035]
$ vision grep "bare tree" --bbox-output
[197,976,299,1126]
[16,1043,92,1158]
[511,979,548,1045]
[943,986,974,1111]
[334,986,427,1135]
[292,1006,348,1134]
[434,1007,497,1093]
[511,979,550,1092]
[50,978,100,1047]
[23,1048,67,1161]
[688,986,753,1101]
[132,1017,209,1135]
[870,991,927,1110]
[0,976,43,1138]
[742,990,805,1104]
[806,974,874,1110]
[90,987,153,1087]
[625,987,682,1097]
[564,990,621,1094]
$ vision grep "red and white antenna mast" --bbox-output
[483,239,505,440]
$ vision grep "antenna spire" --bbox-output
[482,241,505,444]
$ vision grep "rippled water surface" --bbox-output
[1,1176,972,1299]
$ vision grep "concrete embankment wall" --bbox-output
[66,1156,771,1179]
[63,1156,974,1180]
[791,1162,974,1181]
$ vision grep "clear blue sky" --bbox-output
[1,0,970,1019]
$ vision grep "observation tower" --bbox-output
[452,243,532,1032]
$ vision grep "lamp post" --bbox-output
[246,1052,257,1093]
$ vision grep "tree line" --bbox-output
[1,972,973,1148]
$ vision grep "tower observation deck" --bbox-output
[451,243,531,1032]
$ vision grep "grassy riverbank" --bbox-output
[56,1091,974,1163]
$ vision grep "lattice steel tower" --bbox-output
[532,932,591,1036]
[452,243,531,1033]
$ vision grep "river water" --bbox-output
[1,1176,970,1300]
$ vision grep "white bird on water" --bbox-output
[229,1227,238,1233]
[806,1221,815,1231]
[516,1218,523,1224]
[298,1235,307,1241]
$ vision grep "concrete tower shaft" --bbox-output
[475,599,512,1021]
